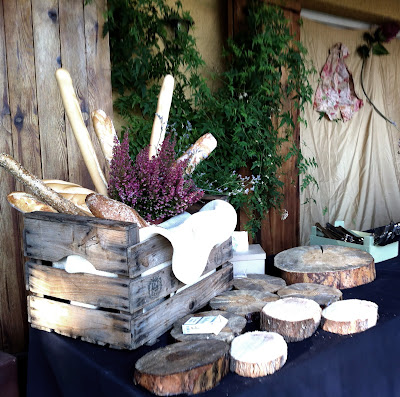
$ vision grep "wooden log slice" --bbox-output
[170,310,247,344]
[260,297,322,342]
[233,274,286,293]
[209,290,279,322]
[277,283,342,307]
[230,331,287,377]
[134,339,229,395]
[321,299,378,335]
[274,245,376,289]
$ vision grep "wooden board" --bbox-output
[277,283,342,307]
[260,297,322,342]
[28,264,233,349]
[233,274,286,293]
[131,265,233,348]
[25,241,232,313]
[321,299,378,335]
[23,211,138,275]
[274,245,376,289]
[32,0,68,181]
[209,289,279,322]
[230,331,287,377]
[134,339,230,395]
[170,310,247,343]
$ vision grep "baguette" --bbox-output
[42,179,95,217]
[0,153,88,216]
[91,109,118,164]
[55,68,108,195]
[7,192,57,214]
[149,75,174,159]
[86,193,149,228]
[176,133,217,174]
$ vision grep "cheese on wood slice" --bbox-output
[260,297,322,342]
[134,339,229,396]
[170,310,247,343]
[274,245,376,289]
[321,299,378,335]
[277,283,342,307]
[230,331,287,377]
[233,274,286,293]
[209,289,279,322]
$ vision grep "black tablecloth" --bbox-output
[27,255,400,397]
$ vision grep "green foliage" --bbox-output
[189,1,316,235]
[103,0,211,155]
[101,0,317,236]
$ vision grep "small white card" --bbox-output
[182,315,228,335]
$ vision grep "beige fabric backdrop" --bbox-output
[300,18,400,244]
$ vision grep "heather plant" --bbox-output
[109,133,204,222]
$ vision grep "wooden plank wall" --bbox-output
[0,0,112,353]
[229,0,301,256]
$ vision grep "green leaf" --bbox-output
[372,42,389,56]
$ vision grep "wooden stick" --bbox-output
[55,68,108,195]
[0,153,87,216]
[148,75,174,159]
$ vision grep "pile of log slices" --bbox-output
[134,245,379,395]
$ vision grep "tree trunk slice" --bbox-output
[233,274,286,293]
[134,339,229,395]
[209,290,279,322]
[277,283,342,307]
[321,299,378,335]
[274,245,376,289]
[260,297,322,342]
[170,310,246,344]
[230,331,287,377]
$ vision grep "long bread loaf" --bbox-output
[86,193,149,228]
[0,153,87,216]
[7,192,57,214]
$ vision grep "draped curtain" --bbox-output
[300,18,400,244]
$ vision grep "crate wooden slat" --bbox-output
[24,211,233,349]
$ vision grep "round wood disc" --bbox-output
[321,299,378,335]
[134,339,230,395]
[233,274,286,293]
[170,310,247,343]
[277,283,342,307]
[209,289,279,322]
[230,331,287,377]
[260,297,322,342]
[274,245,376,289]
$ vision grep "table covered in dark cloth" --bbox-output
[27,254,400,397]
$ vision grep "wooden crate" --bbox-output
[23,211,233,349]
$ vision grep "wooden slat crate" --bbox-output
[23,211,233,349]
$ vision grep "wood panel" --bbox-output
[32,0,68,180]
[0,0,113,352]
[84,0,112,179]
[59,0,93,188]
[0,0,27,354]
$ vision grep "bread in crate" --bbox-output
[24,211,233,349]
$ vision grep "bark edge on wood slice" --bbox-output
[134,339,229,395]
[277,283,342,307]
[321,299,378,335]
[230,331,287,377]
[170,310,247,344]
[233,274,286,293]
[260,297,322,342]
[209,289,279,323]
[274,245,376,289]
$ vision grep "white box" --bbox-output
[182,315,228,335]
[231,244,266,277]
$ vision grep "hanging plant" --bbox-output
[357,21,400,127]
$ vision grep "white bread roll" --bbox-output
[7,192,57,214]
